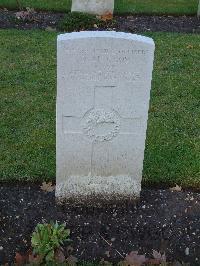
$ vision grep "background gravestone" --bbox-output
[71,0,114,15]
[56,31,155,205]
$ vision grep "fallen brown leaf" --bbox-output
[28,253,42,264]
[40,182,55,192]
[15,252,26,265]
[125,251,147,266]
[170,184,182,192]
[100,12,113,21]
[152,250,166,261]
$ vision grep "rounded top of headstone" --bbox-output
[57,31,155,46]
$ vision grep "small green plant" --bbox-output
[58,12,102,32]
[31,221,70,263]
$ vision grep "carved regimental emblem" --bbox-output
[82,108,120,142]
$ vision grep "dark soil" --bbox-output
[0,9,200,33]
[116,15,200,34]
[1,184,200,265]
[0,9,64,31]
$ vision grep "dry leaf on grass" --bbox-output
[45,26,56,32]
[40,182,55,192]
[186,45,193,49]
[170,184,182,192]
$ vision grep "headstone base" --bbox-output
[56,175,140,206]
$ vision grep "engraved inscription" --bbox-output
[65,48,148,55]
[68,70,140,82]
[67,49,148,65]
[82,108,120,142]
[65,48,146,81]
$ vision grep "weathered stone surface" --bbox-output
[71,0,114,15]
[56,31,155,204]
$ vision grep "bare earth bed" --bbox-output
[0,9,200,33]
[0,185,200,265]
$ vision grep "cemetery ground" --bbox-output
[0,6,200,266]
[0,28,200,265]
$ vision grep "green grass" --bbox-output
[115,0,199,15]
[0,29,200,188]
[0,0,198,15]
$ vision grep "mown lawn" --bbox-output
[0,0,198,15]
[0,29,199,187]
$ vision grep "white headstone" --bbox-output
[71,0,114,15]
[56,31,155,205]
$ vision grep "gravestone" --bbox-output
[71,0,114,15]
[56,31,155,205]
